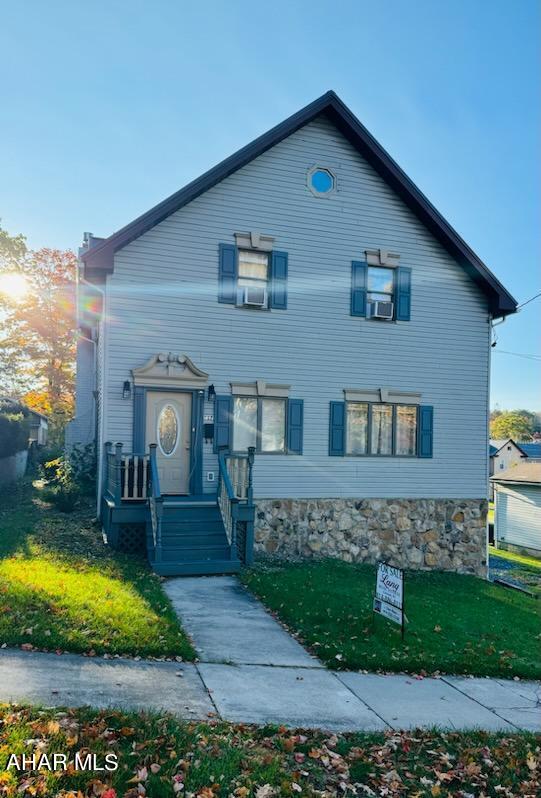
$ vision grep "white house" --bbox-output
[492,462,541,555]
[67,91,517,576]
[490,438,541,475]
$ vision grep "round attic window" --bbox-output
[308,167,335,196]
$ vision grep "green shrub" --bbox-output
[0,400,30,459]
[42,484,81,512]
[41,443,96,512]
[70,443,96,496]
[36,444,63,470]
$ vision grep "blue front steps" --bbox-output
[146,498,241,576]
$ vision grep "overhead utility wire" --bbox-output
[494,350,541,362]
[517,291,541,310]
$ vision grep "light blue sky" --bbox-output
[1,0,539,409]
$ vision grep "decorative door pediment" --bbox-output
[132,353,208,388]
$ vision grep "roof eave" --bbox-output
[492,478,541,485]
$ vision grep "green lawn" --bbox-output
[241,559,541,678]
[489,545,541,570]
[0,704,537,798]
[489,545,541,597]
[0,480,194,659]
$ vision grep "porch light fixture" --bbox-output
[207,384,216,401]
[122,380,131,400]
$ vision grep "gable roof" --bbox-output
[81,90,517,318]
[490,438,541,459]
[491,462,541,485]
[0,397,47,421]
[517,443,541,459]
[490,438,519,454]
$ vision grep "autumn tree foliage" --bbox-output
[489,409,538,441]
[0,223,77,444]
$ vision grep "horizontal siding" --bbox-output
[65,337,95,447]
[495,485,541,551]
[101,116,489,499]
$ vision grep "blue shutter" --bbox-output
[418,405,434,458]
[270,250,288,309]
[351,261,367,317]
[133,386,145,453]
[218,243,237,304]
[214,395,232,452]
[395,267,412,321]
[329,401,346,456]
[287,399,303,454]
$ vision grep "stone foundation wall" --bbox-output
[254,498,488,576]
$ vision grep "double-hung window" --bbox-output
[233,396,287,453]
[218,242,288,309]
[237,250,269,306]
[366,265,395,320]
[367,266,394,307]
[351,259,411,321]
[395,405,417,456]
[345,402,418,456]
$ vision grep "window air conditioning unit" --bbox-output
[369,300,394,320]
[242,285,267,308]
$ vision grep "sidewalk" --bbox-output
[0,575,539,732]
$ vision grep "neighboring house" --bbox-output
[491,463,541,556]
[488,439,541,500]
[68,91,517,577]
[489,438,541,474]
[28,409,48,447]
[0,397,48,446]
[489,439,525,474]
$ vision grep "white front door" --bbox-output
[146,391,192,494]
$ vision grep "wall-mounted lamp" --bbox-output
[122,380,132,400]
[207,384,216,401]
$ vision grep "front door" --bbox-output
[146,391,192,494]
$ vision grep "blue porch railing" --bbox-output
[102,440,255,566]
[103,441,150,502]
[147,443,163,562]
[217,446,255,565]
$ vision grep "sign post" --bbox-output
[373,562,406,639]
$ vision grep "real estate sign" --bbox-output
[375,562,403,609]
[373,562,405,636]
[373,598,402,625]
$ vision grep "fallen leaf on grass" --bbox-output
[526,752,538,771]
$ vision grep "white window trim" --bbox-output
[234,231,274,251]
[344,387,422,404]
[231,380,290,398]
[365,248,400,268]
[236,248,271,310]
[307,164,337,197]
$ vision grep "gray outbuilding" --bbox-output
[492,462,541,556]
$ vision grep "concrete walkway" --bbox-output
[163,575,319,667]
[0,575,539,732]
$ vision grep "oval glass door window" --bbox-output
[157,404,179,456]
